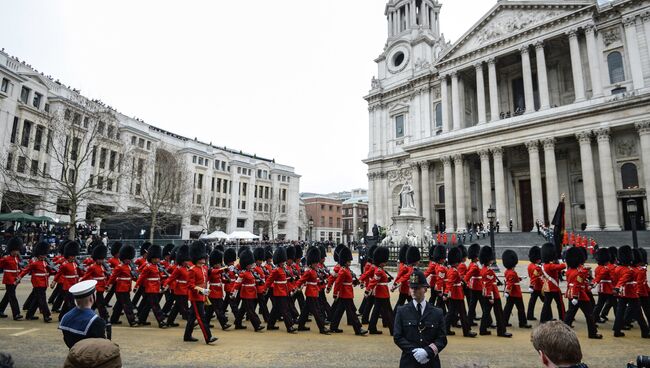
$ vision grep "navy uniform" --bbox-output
[393,269,447,368]
[58,280,106,349]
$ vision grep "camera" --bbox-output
[628,356,650,368]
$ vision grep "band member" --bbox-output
[296,246,330,334]
[367,246,394,335]
[107,245,138,327]
[165,245,190,327]
[184,241,218,344]
[103,242,122,307]
[16,241,54,322]
[479,246,511,337]
[79,244,111,335]
[526,246,544,321]
[54,241,84,321]
[135,244,167,328]
[563,247,601,339]
[132,242,151,308]
[613,245,649,338]
[253,247,270,323]
[592,248,614,323]
[221,248,240,318]
[392,245,411,312]
[232,248,265,332]
[540,242,566,323]
[265,246,296,333]
[0,237,24,320]
[445,246,476,337]
[204,248,230,330]
[329,246,367,336]
[501,250,531,329]
[359,245,377,324]
[464,243,483,325]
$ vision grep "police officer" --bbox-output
[393,269,447,368]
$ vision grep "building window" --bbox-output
[5,153,13,171]
[435,103,442,129]
[10,117,18,143]
[607,51,625,84]
[16,156,27,173]
[30,160,38,176]
[192,155,197,164]
[138,138,144,148]
[32,92,42,109]
[438,185,445,204]
[621,163,639,189]
[107,125,114,139]
[237,219,246,228]
[83,117,89,128]
[74,113,82,126]
[64,109,71,121]
[1,78,9,93]
[395,114,404,138]
[109,151,116,171]
[91,146,97,167]
[99,148,107,169]
[21,120,32,147]
[131,136,137,145]
[34,125,44,151]
[146,141,151,150]
[197,174,203,189]
[20,86,30,104]
[199,157,204,165]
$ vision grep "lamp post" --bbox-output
[362,215,368,242]
[308,218,314,243]
[627,199,639,249]
[487,206,499,271]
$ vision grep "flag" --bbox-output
[551,198,565,258]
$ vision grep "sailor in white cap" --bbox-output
[58,280,107,349]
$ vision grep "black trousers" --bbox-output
[51,284,65,311]
[368,298,394,335]
[104,285,115,306]
[25,287,50,319]
[297,296,327,332]
[393,293,412,314]
[161,289,175,315]
[110,292,136,324]
[593,293,615,320]
[467,289,484,321]
[503,296,528,326]
[138,293,164,323]
[0,284,20,317]
[433,291,447,315]
[222,292,240,317]
[292,290,305,314]
[58,291,75,321]
[93,291,109,321]
[564,300,598,336]
[480,299,507,335]
[613,298,649,335]
[640,296,650,324]
[235,298,261,329]
[255,293,270,322]
[48,284,59,303]
[330,298,362,334]
[268,295,294,330]
[540,291,565,323]
[318,290,331,319]
[527,290,544,320]
[361,295,375,323]
[206,297,229,328]
[446,298,471,336]
[132,287,144,309]
[185,300,213,341]
[167,294,188,324]
[22,289,35,311]
[601,294,618,318]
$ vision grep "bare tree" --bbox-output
[0,102,131,240]
[195,190,228,234]
[260,197,283,241]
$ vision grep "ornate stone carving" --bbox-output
[474,62,483,71]
[371,77,381,90]
[520,45,530,55]
[636,121,650,135]
[584,23,597,35]
[414,58,432,71]
[542,137,556,150]
[623,16,637,29]
[474,9,562,47]
[642,12,650,23]
[490,146,503,157]
[525,140,539,153]
[452,154,463,165]
[432,87,440,99]
[566,28,578,39]
[575,131,592,144]
[478,149,491,160]
[595,128,611,143]
[602,27,622,47]
[387,167,413,184]
[534,40,544,50]
[615,137,638,157]
[420,161,431,169]
[440,155,452,166]
[487,58,496,66]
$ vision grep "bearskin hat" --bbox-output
[639,248,648,265]
[541,243,557,263]
[595,248,610,266]
[528,246,541,263]
[294,245,303,260]
[447,247,462,266]
[92,244,108,260]
[224,248,237,264]
[367,245,377,263]
[428,245,436,261]
[373,246,389,265]
[565,247,583,269]
[306,247,321,265]
[479,246,493,266]
[578,247,588,264]
[147,244,162,261]
[7,237,23,253]
[64,241,80,258]
[286,245,296,260]
[264,245,273,260]
[468,243,481,260]
[239,249,255,269]
[253,247,265,262]
[334,244,344,262]
[502,249,518,269]
[319,246,327,260]
[273,246,287,264]
[58,241,67,255]
[406,246,421,265]
[33,241,50,257]
[608,246,618,263]
[458,244,467,259]
[398,244,410,263]
[214,244,225,253]
[189,241,206,264]
[163,244,175,258]
[88,239,103,255]
[110,242,122,257]
[140,242,151,256]
[338,246,353,266]
[238,245,250,257]
[210,249,223,267]
[432,245,446,262]
[119,244,136,261]
[618,245,634,266]
[632,249,643,265]
[176,245,189,264]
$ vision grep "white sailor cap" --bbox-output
[69,280,97,299]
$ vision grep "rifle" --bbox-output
[252,269,264,285]
[102,260,113,277]
[74,257,87,273]
[384,268,395,282]
[157,263,170,278]
[128,263,140,279]
[46,258,60,273]
[349,268,361,287]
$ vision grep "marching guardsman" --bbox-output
[79,244,111,333]
[526,246,543,321]
[54,241,84,321]
[103,242,122,307]
[392,245,411,312]
[367,246,394,336]
[16,241,54,322]
[432,245,448,314]
[634,249,649,325]
[204,248,230,330]
[464,243,483,325]
[600,246,620,319]
[284,246,300,319]
[445,246,476,338]
[232,248,265,332]
[48,242,67,311]
[0,237,24,320]
[318,245,332,320]
[107,244,138,327]
[291,245,305,313]
[222,248,240,318]
[164,245,190,327]
[184,241,218,344]
[393,247,419,307]
[501,250,531,329]
[359,245,377,325]
[160,244,175,315]
[253,247,270,323]
[135,244,167,328]
[296,246,330,334]
[563,247,601,339]
[424,245,438,304]
[539,242,566,323]
[479,246,511,337]
[326,244,344,320]
[329,246,367,336]
[265,246,296,333]
[592,248,614,323]
[613,245,649,338]
[263,245,274,306]
[132,242,151,308]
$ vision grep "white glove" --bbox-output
[202,288,210,296]
[528,287,534,293]
[412,348,429,364]
[504,292,509,298]
[571,298,578,306]
[228,265,235,272]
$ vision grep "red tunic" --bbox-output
[445,266,464,300]
[615,266,638,299]
[296,268,320,298]
[56,261,83,291]
[481,266,500,300]
[108,257,120,269]
[0,255,20,285]
[18,259,54,288]
[81,263,108,292]
[565,268,589,301]
[394,264,414,294]
[464,262,482,291]
[234,270,258,299]
[165,265,189,296]
[435,263,448,293]
[607,263,619,285]
[187,265,208,302]
[107,264,133,293]
[541,263,566,293]
[504,268,522,298]
[327,264,341,295]
[208,267,224,299]
[458,262,468,280]
[424,261,437,288]
[223,265,237,293]
[136,263,162,294]
[527,263,543,291]
[592,265,613,294]
[371,267,390,299]
[336,267,355,299]
[264,266,289,297]
[254,265,267,294]
[636,266,649,297]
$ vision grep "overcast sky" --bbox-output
[0,0,496,193]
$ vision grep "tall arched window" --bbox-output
[438,185,445,204]
[435,103,442,128]
[621,162,639,189]
[608,51,625,84]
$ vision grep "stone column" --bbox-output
[421,161,432,226]
[568,29,586,102]
[542,138,560,218]
[367,173,375,227]
[624,16,645,90]
[453,154,466,233]
[412,163,422,216]
[636,121,650,229]
[442,156,455,232]
[475,62,487,124]
[526,140,545,228]
[596,128,622,231]
[492,147,507,227]
[387,13,392,37]
[352,203,358,241]
[488,58,499,122]
[419,2,426,26]
[576,131,601,231]
[441,75,451,132]
[451,71,461,130]
[644,14,650,65]
[380,172,388,226]
[534,41,550,110]
[479,149,492,225]
[585,24,603,98]
[520,46,535,114]
[410,0,417,28]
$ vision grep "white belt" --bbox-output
[3,270,17,273]
[34,273,48,277]
[453,283,462,286]
[146,278,160,281]
[209,283,222,288]
[512,283,520,285]
[626,282,637,285]
[274,281,287,284]
[377,282,389,286]
[176,280,187,284]
[63,275,78,279]
[600,280,612,283]
[93,277,105,281]
[243,283,256,287]
[470,276,481,279]
[342,282,352,286]
[117,277,131,281]
[305,282,318,285]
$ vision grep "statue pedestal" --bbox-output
[391,213,425,243]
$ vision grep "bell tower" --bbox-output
[386,0,442,41]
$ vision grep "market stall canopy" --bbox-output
[227,231,260,240]
[0,211,42,223]
[200,230,230,240]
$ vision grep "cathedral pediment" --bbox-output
[437,1,594,65]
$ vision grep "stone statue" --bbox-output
[381,224,395,246]
[399,181,416,210]
[372,224,379,239]
[406,224,418,247]
[371,77,380,89]
[423,225,433,246]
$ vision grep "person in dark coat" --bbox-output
[393,269,447,368]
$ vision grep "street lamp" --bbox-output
[308,218,314,243]
[487,206,499,271]
[627,199,639,249]
[362,215,368,239]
